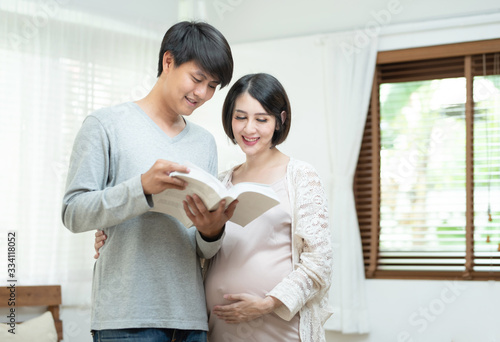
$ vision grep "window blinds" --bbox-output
[355,41,500,280]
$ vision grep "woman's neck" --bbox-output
[234,148,289,185]
[245,147,281,168]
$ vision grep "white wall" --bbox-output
[325,280,500,342]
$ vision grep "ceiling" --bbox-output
[34,0,500,44]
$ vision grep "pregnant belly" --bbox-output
[205,250,292,309]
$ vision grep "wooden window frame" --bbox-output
[356,38,500,281]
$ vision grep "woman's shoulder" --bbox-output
[287,158,326,191]
[288,158,320,174]
[217,169,231,182]
[217,164,241,182]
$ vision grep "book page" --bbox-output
[150,190,193,227]
[149,163,281,228]
[171,162,226,194]
[169,164,227,209]
[150,163,227,227]
[226,183,281,227]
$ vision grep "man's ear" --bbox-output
[162,51,175,74]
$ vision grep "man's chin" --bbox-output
[180,110,194,117]
[181,106,199,116]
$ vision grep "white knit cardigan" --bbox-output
[219,158,334,342]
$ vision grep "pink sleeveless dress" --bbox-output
[205,175,300,341]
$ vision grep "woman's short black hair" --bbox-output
[222,73,291,147]
[157,21,233,88]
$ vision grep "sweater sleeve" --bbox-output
[193,141,225,259]
[195,229,226,259]
[267,163,333,321]
[61,116,152,233]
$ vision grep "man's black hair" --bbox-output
[157,21,233,88]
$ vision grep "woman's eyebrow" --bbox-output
[234,109,269,115]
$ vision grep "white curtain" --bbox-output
[0,1,158,306]
[322,32,378,333]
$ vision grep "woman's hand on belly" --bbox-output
[212,293,283,324]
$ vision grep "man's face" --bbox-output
[162,58,220,116]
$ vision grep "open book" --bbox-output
[150,163,281,228]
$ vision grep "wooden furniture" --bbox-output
[0,285,63,341]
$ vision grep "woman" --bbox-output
[95,73,333,342]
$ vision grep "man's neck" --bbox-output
[135,88,186,137]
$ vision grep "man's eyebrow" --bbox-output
[194,70,220,84]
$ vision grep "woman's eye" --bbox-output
[235,116,246,120]
[193,77,201,83]
[257,119,268,123]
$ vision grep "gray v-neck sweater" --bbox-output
[62,102,221,331]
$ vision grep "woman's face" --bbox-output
[231,92,277,157]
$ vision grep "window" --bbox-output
[355,39,500,280]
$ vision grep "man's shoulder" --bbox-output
[88,102,135,123]
[186,120,215,140]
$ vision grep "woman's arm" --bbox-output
[212,294,283,323]
[94,230,107,259]
[267,162,333,321]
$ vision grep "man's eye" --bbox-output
[193,77,201,82]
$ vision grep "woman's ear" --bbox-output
[276,111,287,130]
[280,111,287,125]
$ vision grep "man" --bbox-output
[62,21,235,342]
